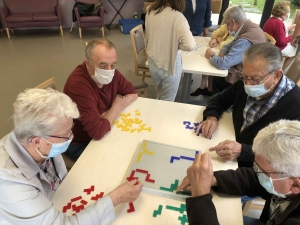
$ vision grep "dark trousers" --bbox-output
[212,76,232,95]
[66,142,89,161]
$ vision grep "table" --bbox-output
[181,36,228,103]
[52,97,242,225]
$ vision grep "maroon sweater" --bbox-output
[64,62,136,144]
[263,17,292,50]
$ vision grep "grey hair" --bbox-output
[85,38,116,60]
[223,6,247,24]
[242,43,283,71]
[253,120,300,177]
[13,88,79,145]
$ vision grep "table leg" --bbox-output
[181,72,192,103]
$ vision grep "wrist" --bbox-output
[210,53,215,59]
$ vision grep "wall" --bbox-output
[0,0,146,28]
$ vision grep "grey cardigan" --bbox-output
[0,131,115,225]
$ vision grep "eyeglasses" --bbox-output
[47,123,74,141]
[238,70,275,85]
[253,162,287,178]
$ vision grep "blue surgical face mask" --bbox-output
[257,173,291,198]
[35,137,71,158]
[244,74,273,98]
[229,31,235,36]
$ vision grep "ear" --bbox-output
[273,69,283,82]
[290,177,300,194]
[29,136,41,149]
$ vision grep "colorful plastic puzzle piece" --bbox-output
[91,192,104,201]
[71,196,82,202]
[83,185,94,195]
[178,214,189,225]
[153,205,163,217]
[127,202,135,213]
[62,202,71,213]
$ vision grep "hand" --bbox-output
[205,48,215,59]
[196,116,218,139]
[209,140,242,161]
[288,24,296,32]
[178,153,213,197]
[108,179,143,207]
[209,38,217,48]
[203,28,208,37]
[111,95,127,111]
[291,37,299,47]
[176,176,191,193]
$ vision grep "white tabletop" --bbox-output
[181,36,228,76]
[52,98,242,225]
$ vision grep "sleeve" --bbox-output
[203,0,212,28]
[274,23,292,47]
[238,143,255,166]
[203,82,238,120]
[0,179,115,225]
[64,75,111,140]
[210,39,252,70]
[219,36,234,50]
[212,168,269,198]
[212,25,226,38]
[178,16,197,51]
[186,194,219,225]
[114,70,137,96]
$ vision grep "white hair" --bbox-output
[223,6,247,24]
[13,88,79,144]
[253,120,300,177]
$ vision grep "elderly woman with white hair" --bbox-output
[177,119,300,225]
[0,88,142,224]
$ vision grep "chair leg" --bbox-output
[79,28,82,38]
[101,26,105,37]
[143,88,147,97]
[10,29,14,34]
[6,28,10,39]
[60,26,63,36]
[0,28,3,33]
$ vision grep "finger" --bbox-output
[196,123,203,136]
[176,178,190,192]
[206,122,216,139]
[201,122,210,138]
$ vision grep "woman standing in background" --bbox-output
[146,0,196,101]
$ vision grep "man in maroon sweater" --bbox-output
[64,38,138,161]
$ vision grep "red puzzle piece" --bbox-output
[126,169,155,183]
[145,173,155,183]
[83,185,95,195]
[91,192,104,201]
[80,199,88,205]
[62,202,72,213]
[71,196,82,202]
[127,202,135,213]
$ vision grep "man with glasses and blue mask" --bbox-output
[177,120,300,225]
[196,42,300,168]
[204,6,265,95]
[64,38,138,161]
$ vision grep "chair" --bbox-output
[74,0,105,38]
[242,198,265,216]
[130,24,151,81]
[123,70,148,97]
[292,9,300,25]
[285,52,300,85]
[264,32,276,45]
[13,77,76,171]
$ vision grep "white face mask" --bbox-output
[92,68,115,85]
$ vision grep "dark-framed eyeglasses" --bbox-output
[238,70,275,85]
[47,123,74,141]
[253,162,287,177]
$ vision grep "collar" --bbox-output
[233,23,244,39]
[3,131,41,180]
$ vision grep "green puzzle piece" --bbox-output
[159,179,180,192]
[153,205,163,217]
[178,214,189,225]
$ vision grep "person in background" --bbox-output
[64,38,138,161]
[0,88,143,224]
[190,23,234,97]
[146,0,196,101]
[263,1,297,71]
[177,120,300,225]
[204,6,266,95]
[291,14,300,57]
[197,43,300,168]
[183,0,212,36]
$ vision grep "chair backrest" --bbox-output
[292,9,300,25]
[264,32,276,45]
[75,0,99,4]
[285,52,300,84]
[35,77,58,90]
[130,25,146,66]
[4,0,57,14]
